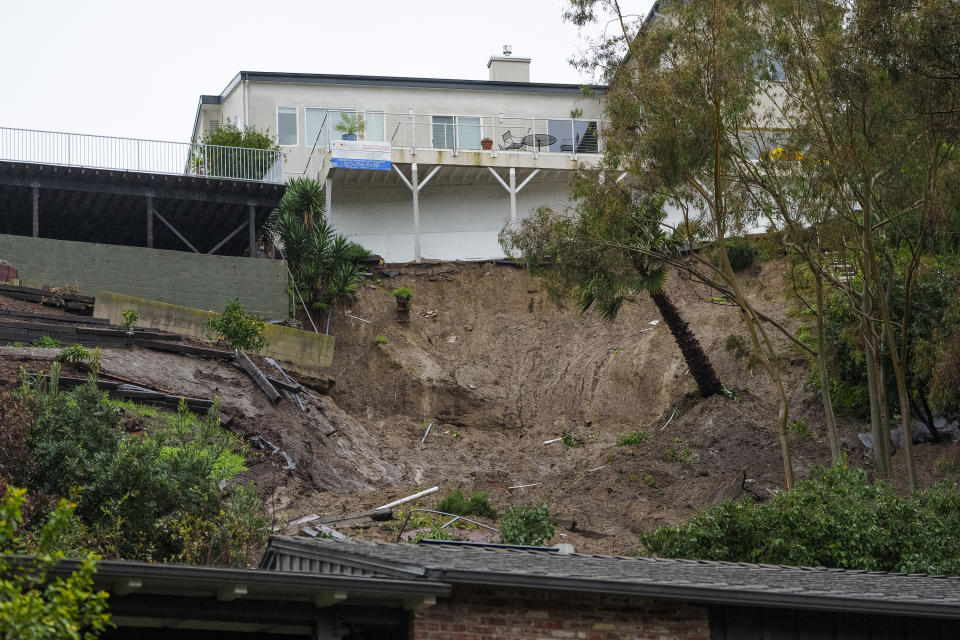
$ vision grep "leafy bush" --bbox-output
[436,489,496,518]
[55,344,91,365]
[664,437,693,463]
[121,309,139,333]
[375,335,388,344]
[19,371,260,565]
[206,298,268,352]
[618,430,649,446]
[641,462,960,575]
[0,486,112,639]
[30,336,61,348]
[724,238,758,271]
[392,287,413,305]
[498,504,555,546]
[412,526,451,544]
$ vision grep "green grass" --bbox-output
[618,430,649,446]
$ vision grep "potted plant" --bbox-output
[481,137,493,150]
[335,113,365,141]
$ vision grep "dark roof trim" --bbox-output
[200,94,222,105]
[46,557,450,599]
[435,569,960,620]
[233,70,607,95]
[263,538,427,579]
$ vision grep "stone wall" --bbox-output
[0,234,288,317]
[411,586,710,640]
[94,291,334,372]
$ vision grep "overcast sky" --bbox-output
[0,1,654,143]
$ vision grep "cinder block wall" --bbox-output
[0,234,288,317]
[412,587,710,640]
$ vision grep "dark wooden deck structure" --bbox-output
[0,160,286,257]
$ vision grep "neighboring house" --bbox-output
[190,50,607,263]
[53,537,960,639]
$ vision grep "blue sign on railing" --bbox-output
[330,140,391,171]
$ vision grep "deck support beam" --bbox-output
[394,163,441,263]
[153,207,200,253]
[489,168,539,223]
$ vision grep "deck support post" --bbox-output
[393,163,441,263]
[248,203,256,257]
[488,168,539,225]
[31,185,39,238]
[325,178,333,223]
[146,194,154,248]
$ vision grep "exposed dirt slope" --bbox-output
[2,264,950,557]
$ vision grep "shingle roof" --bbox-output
[265,537,960,619]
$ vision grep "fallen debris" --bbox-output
[234,349,281,404]
[420,423,433,444]
[508,482,542,490]
[543,437,563,445]
[302,524,348,540]
[40,374,214,412]
[134,339,234,360]
[374,486,439,511]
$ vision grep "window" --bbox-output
[208,120,219,133]
[307,108,359,146]
[365,111,386,143]
[431,115,482,149]
[277,106,298,146]
[547,119,599,153]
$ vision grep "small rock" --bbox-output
[464,324,473,332]
[447,336,457,343]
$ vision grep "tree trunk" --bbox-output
[649,290,723,397]
[814,272,842,462]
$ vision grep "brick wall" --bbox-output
[412,586,710,640]
[0,234,288,317]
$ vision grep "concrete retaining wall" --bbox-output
[0,234,289,317]
[94,291,334,372]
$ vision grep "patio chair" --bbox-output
[500,130,526,151]
[560,133,580,153]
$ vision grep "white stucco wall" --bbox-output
[330,178,571,263]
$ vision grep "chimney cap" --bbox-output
[503,44,512,56]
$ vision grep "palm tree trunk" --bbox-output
[649,290,723,397]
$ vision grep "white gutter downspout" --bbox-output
[243,79,249,129]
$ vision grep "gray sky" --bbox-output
[0,0,654,143]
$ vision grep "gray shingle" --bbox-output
[264,537,960,617]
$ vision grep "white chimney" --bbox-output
[488,45,531,82]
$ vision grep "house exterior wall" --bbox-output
[412,586,710,640]
[241,81,603,175]
[332,179,569,262]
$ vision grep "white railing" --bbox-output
[0,126,285,184]
[308,110,604,160]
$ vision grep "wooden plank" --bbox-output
[132,338,234,360]
[0,309,109,325]
[0,283,94,305]
[76,326,181,341]
[234,349,281,404]
[50,375,122,390]
[264,374,302,393]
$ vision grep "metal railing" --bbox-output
[307,110,604,160]
[0,126,285,184]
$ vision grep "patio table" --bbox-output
[521,134,557,150]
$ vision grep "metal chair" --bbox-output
[500,130,526,151]
[560,133,580,153]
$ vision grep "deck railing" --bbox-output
[0,126,285,184]
[307,110,604,159]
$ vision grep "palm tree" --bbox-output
[266,177,369,334]
[500,178,723,397]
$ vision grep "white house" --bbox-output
[190,49,607,263]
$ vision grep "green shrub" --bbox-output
[55,344,91,365]
[375,335,388,344]
[724,334,746,358]
[498,504,555,546]
[30,336,61,348]
[121,309,139,333]
[789,418,811,439]
[641,462,960,575]
[392,287,413,306]
[206,298,268,352]
[724,238,758,271]
[412,526,451,543]
[618,430,649,446]
[437,489,497,519]
[664,437,693,463]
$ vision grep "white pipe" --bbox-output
[375,486,438,511]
